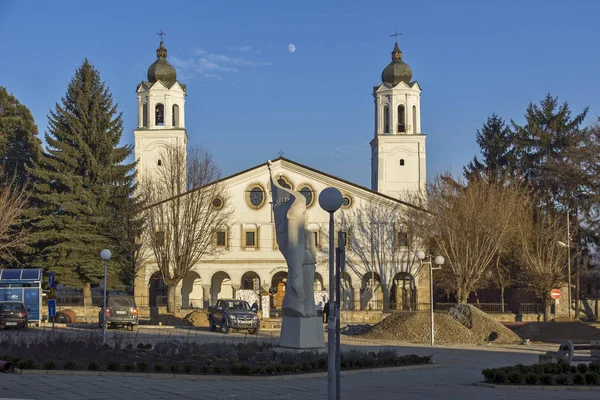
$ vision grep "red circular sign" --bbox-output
[550,289,562,300]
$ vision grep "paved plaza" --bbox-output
[1,330,598,400]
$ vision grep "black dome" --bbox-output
[381,43,412,85]
[147,41,177,87]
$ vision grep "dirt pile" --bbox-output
[361,312,478,344]
[448,305,521,344]
[513,321,600,343]
[184,310,210,327]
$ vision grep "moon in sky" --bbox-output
[288,44,296,53]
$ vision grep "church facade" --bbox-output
[133,38,430,312]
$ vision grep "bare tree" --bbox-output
[516,206,567,321]
[141,145,233,313]
[0,173,30,263]
[410,174,527,303]
[337,199,424,312]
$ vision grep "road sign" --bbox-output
[550,288,562,300]
[48,299,56,317]
[48,272,55,289]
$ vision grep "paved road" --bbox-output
[1,335,597,400]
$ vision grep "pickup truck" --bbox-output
[208,299,260,334]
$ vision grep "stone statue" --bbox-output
[268,161,324,349]
[268,161,317,318]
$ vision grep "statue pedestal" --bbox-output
[279,316,325,350]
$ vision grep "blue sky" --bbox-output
[1,0,599,187]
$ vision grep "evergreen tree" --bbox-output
[511,93,588,208]
[26,60,139,292]
[463,113,514,181]
[0,87,41,187]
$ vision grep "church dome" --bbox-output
[147,41,177,87]
[381,43,412,85]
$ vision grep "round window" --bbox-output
[249,186,265,208]
[212,197,223,209]
[299,186,314,207]
[342,196,352,208]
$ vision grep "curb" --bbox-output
[18,363,441,381]
[473,382,600,391]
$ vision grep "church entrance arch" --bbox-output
[241,271,260,291]
[390,272,416,311]
[181,271,202,309]
[211,271,232,305]
[270,272,287,310]
[360,272,382,310]
[148,271,167,307]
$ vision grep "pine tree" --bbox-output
[463,113,514,181]
[26,60,139,292]
[0,87,41,187]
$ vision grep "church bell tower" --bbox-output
[370,40,426,199]
[134,33,188,180]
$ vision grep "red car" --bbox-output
[0,301,28,329]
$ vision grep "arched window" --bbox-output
[400,159,405,166]
[412,105,417,134]
[157,159,162,166]
[383,106,390,134]
[142,104,148,127]
[172,104,180,127]
[155,103,165,126]
[397,105,406,133]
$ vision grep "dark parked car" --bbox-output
[98,296,138,330]
[208,299,260,334]
[0,301,28,329]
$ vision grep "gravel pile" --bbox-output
[513,321,600,343]
[183,309,210,327]
[144,314,193,327]
[361,311,478,344]
[448,304,521,344]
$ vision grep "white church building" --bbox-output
[133,38,430,312]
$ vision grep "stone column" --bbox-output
[232,284,241,299]
[202,284,212,309]
[353,288,361,311]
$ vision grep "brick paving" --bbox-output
[0,332,598,399]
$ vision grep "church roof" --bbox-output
[143,156,426,212]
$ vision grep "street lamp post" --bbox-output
[318,187,343,400]
[416,251,444,346]
[100,249,112,345]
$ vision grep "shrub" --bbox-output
[555,374,569,385]
[137,343,145,350]
[17,359,35,370]
[589,363,600,373]
[124,364,135,372]
[199,365,209,373]
[585,372,599,385]
[573,373,585,385]
[88,362,99,371]
[154,364,165,373]
[183,364,194,373]
[508,372,523,384]
[493,371,506,384]
[137,362,149,372]
[170,364,181,373]
[570,365,578,374]
[482,369,494,381]
[540,374,554,385]
[63,361,76,370]
[107,362,120,371]
[525,373,539,385]
[43,361,56,370]
[577,363,588,374]
[213,365,223,374]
